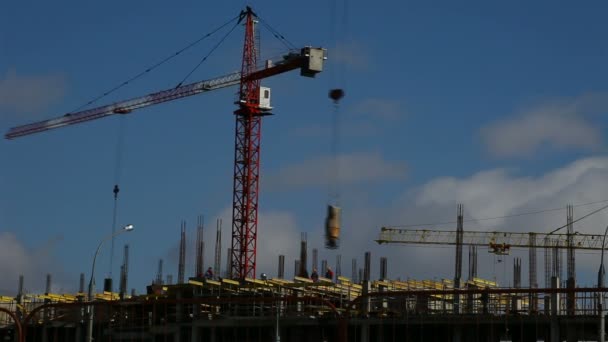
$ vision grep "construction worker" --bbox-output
[311,268,319,282]
[325,267,333,280]
[204,267,213,280]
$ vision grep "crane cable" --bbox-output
[175,19,241,88]
[323,0,348,250]
[176,11,299,91]
[327,0,348,206]
[109,117,127,279]
[69,13,241,114]
[329,95,342,205]
[257,17,297,50]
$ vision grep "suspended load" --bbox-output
[329,88,345,103]
[325,205,341,249]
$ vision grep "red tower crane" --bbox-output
[5,7,326,280]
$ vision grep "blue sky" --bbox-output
[1,1,608,294]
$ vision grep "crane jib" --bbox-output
[5,72,242,140]
[377,227,606,250]
[5,47,325,140]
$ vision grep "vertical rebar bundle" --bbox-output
[529,232,538,312]
[214,219,222,280]
[278,255,285,279]
[352,258,357,283]
[45,274,51,294]
[529,233,537,288]
[195,215,205,278]
[79,273,85,294]
[380,257,387,281]
[336,254,342,279]
[454,204,464,314]
[298,233,308,278]
[552,240,562,281]
[225,248,232,279]
[18,275,24,298]
[566,205,576,315]
[156,259,163,285]
[567,205,575,282]
[294,260,301,278]
[514,258,521,288]
[544,237,551,288]
[119,244,129,298]
[454,204,463,287]
[468,245,478,280]
[363,251,371,282]
[321,260,328,276]
[312,248,318,272]
[178,221,186,284]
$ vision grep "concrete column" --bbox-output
[361,281,371,314]
[175,291,183,342]
[550,276,560,342]
[453,325,462,342]
[210,327,217,342]
[191,325,199,342]
[360,322,370,342]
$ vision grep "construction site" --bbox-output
[1,210,608,342]
[3,4,608,342]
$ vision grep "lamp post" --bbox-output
[86,224,134,342]
[598,225,608,342]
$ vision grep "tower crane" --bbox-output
[5,7,327,280]
[376,227,605,253]
[377,226,604,294]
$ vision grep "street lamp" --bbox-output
[86,224,134,342]
[598,224,608,342]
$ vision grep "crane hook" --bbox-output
[329,89,345,103]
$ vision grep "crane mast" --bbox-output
[231,7,262,280]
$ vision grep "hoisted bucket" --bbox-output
[325,205,341,249]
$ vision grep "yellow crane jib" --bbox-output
[376,227,605,252]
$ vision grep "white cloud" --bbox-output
[414,157,608,227]
[256,211,302,276]
[0,68,66,115]
[0,232,67,294]
[266,152,407,191]
[480,93,607,157]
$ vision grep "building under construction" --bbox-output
[1,203,608,342]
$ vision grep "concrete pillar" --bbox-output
[191,325,199,342]
[550,276,560,342]
[210,327,217,342]
[361,281,371,314]
[453,325,462,342]
[360,322,370,342]
[175,290,183,342]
